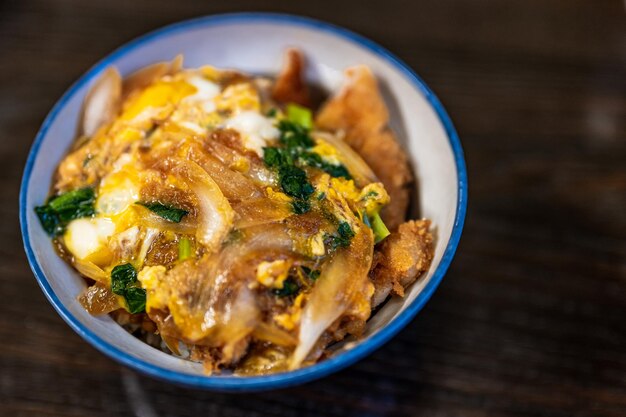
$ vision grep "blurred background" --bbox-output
[1,1,625,416]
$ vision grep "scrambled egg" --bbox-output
[256,260,292,289]
[60,68,281,265]
[40,59,398,375]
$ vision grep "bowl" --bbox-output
[19,12,467,390]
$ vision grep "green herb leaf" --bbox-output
[35,188,96,236]
[286,103,313,129]
[266,108,277,117]
[273,279,300,297]
[301,266,321,281]
[263,112,322,216]
[371,212,390,244]
[48,188,95,213]
[111,263,137,295]
[278,165,314,199]
[263,147,292,168]
[110,263,146,314]
[35,205,62,236]
[124,287,146,314]
[320,163,351,179]
[338,221,355,242]
[297,151,323,166]
[291,199,311,214]
[178,237,193,261]
[278,120,315,149]
[326,221,355,250]
[137,202,188,223]
[299,152,352,179]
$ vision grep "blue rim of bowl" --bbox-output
[19,12,467,391]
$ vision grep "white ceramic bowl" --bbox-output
[20,13,467,390]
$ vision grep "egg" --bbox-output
[183,75,220,113]
[120,79,196,125]
[64,217,115,264]
[256,260,292,289]
[311,139,341,165]
[225,111,279,156]
[96,164,141,216]
[215,83,260,114]
[308,232,326,257]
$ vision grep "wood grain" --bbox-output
[1,0,625,416]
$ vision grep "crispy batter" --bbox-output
[271,49,311,107]
[190,337,251,375]
[316,65,413,231]
[370,219,434,308]
[304,315,367,364]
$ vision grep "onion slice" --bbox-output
[290,229,375,369]
[80,67,122,137]
[122,55,183,100]
[313,131,378,186]
[73,259,108,284]
[78,284,120,315]
[167,158,235,252]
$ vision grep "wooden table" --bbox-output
[2,1,625,415]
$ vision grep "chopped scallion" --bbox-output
[286,103,313,129]
[371,212,390,243]
[178,237,193,261]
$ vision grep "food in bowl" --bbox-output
[34,49,434,374]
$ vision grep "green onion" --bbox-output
[286,103,312,129]
[371,212,390,243]
[178,237,193,261]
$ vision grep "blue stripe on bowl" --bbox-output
[19,12,467,391]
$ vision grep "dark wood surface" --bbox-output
[2,1,625,416]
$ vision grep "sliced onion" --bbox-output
[253,322,297,347]
[136,227,160,267]
[162,335,182,356]
[80,67,122,137]
[313,131,378,186]
[73,259,108,284]
[142,223,295,344]
[138,211,197,235]
[212,223,295,278]
[234,198,292,228]
[78,284,120,315]
[290,229,374,369]
[194,152,261,202]
[168,158,235,252]
[203,139,276,187]
[122,55,183,100]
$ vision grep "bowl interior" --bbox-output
[21,14,463,387]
